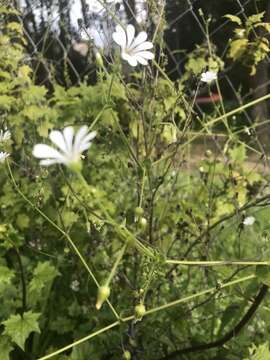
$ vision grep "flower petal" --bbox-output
[33,144,65,161]
[0,151,9,162]
[73,126,88,154]
[63,127,74,153]
[135,51,154,60]
[78,131,96,154]
[79,130,96,149]
[121,52,138,66]
[79,142,93,153]
[112,25,127,48]
[49,130,68,154]
[82,130,96,143]
[135,55,148,65]
[132,41,153,52]
[126,24,135,47]
[132,31,147,48]
[39,159,62,166]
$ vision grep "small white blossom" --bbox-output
[0,151,9,163]
[70,279,80,292]
[200,70,218,83]
[0,129,11,143]
[243,216,255,226]
[33,126,96,169]
[113,24,154,67]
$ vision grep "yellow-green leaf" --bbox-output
[224,14,242,26]
[3,311,40,350]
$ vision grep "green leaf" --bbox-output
[255,22,270,33]
[228,38,248,60]
[61,211,79,228]
[0,265,14,286]
[22,105,47,121]
[16,213,30,230]
[37,119,53,137]
[3,311,40,350]
[256,265,270,286]
[161,124,177,144]
[7,22,22,34]
[244,342,270,360]
[224,14,242,26]
[71,342,93,360]
[217,303,242,336]
[29,261,60,306]
[246,12,265,27]
[0,336,13,360]
[0,95,14,110]
[229,144,246,163]
[22,85,47,103]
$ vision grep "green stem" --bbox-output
[38,321,121,360]
[7,162,119,320]
[153,59,174,89]
[38,274,255,360]
[112,112,143,171]
[77,172,155,259]
[139,168,146,208]
[106,243,127,286]
[89,104,110,131]
[144,274,255,314]
[165,260,269,266]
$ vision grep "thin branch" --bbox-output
[37,274,255,360]
[159,284,268,359]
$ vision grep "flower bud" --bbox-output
[96,285,110,310]
[139,217,147,230]
[96,52,104,68]
[134,303,146,321]
[135,206,144,217]
[123,350,131,360]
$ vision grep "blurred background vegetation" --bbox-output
[2,1,270,360]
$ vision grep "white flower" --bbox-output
[33,126,96,169]
[0,151,9,163]
[243,216,255,226]
[0,129,11,143]
[112,24,154,67]
[200,70,218,83]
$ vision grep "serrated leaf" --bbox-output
[228,38,248,60]
[0,336,13,360]
[37,119,53,137]
[3,311,40,350]
[246,12,265,27]
[7,22,22,33]
[0,95,13,110]
[61,211,79,228]
[0,265,14,286]
[29,261,60,306]
[244,342,270,360]
[229,144,246,163]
